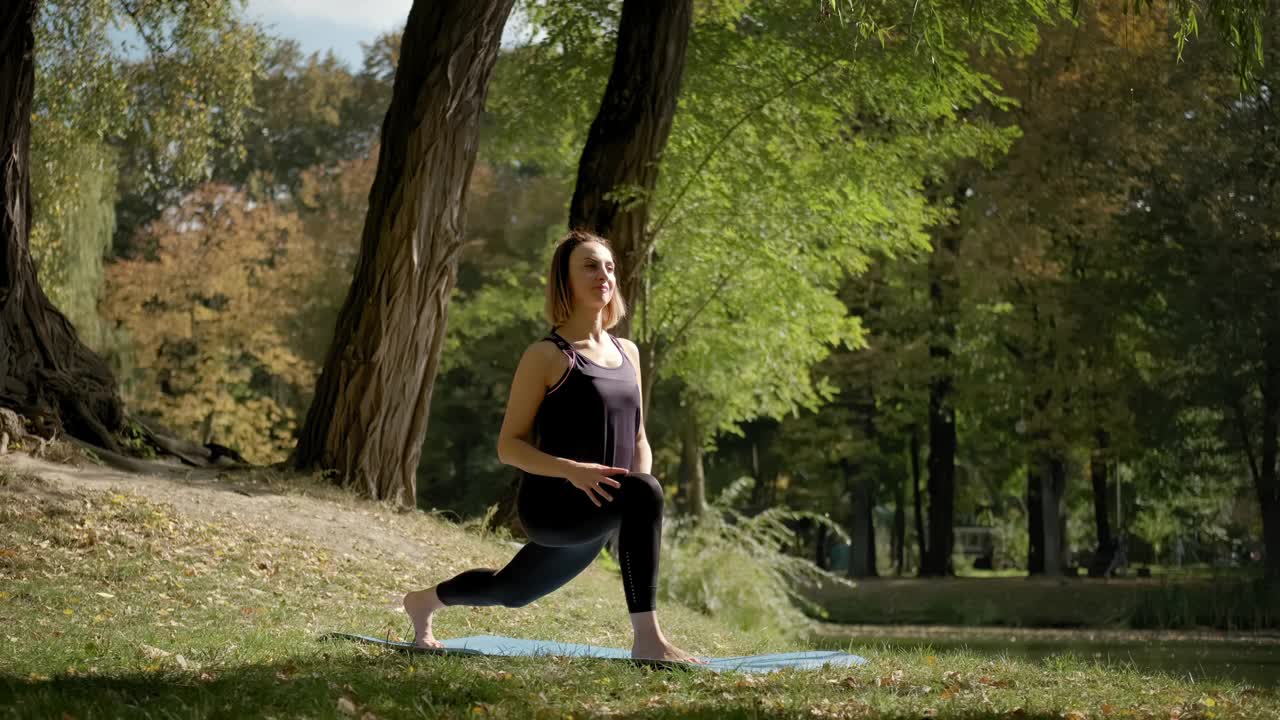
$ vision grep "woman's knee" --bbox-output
[622,472,664,513]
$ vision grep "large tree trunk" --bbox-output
[847,463,878,578]
[290,0,517,505]
[678,404,707,516]
[1089,429,1115,577]
[1258,348,1280,580]
[1042,453,1067,576]
[1027,461,1045,574]
[893,462,906,575]
[747,421,780,512]
[568,0,692,339]
[922,227,959,577]
[0,0,126,451]
[911,427,927,569]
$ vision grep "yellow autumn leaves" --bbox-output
[102,184,330,464]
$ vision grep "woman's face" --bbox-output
[567,241,616,311]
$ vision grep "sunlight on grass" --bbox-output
[1,467,1277,719]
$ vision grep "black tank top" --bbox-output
[528,328,640,476]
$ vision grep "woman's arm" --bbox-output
[621,339,653,475]
[496,342,578,478]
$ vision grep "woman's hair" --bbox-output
[544,229,628,329]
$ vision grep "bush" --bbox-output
[659,476,856,641]
[1131,576,1280,630]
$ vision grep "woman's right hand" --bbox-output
[564,462,628,507]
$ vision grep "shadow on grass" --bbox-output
[0,654,1084,720]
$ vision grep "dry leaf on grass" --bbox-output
[139,644,171,659]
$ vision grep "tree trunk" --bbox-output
[1258,347,1280,580]
[922,227,958,577]
[815,523,828,570]
[1027,462,1045,574]
[748,430,765,510]
[1042,453,1067,576]
[911,427,927,570]
[847,463,878,578]
[893,463,906,575]
[567,0,692,338]
[290,0,516,505]
[1089,429,1115,577]
[0,0,126,451]
[678,404,706,516]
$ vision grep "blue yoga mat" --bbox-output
[323,633,868,673]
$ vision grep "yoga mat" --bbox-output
[322,633,868,673]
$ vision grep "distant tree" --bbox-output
[3,0,260,454]
[102,185,322,463]
[1122,12,1280,577]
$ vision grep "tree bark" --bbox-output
[847,463,878,578]
[1042,453,1067,576]
[290,0,517,505]
[0,0,126,451]
[1089,429,1115,576]
[678,404,707,516]
[1258,346,1280,580]
[1027,462,1045,574]
[815,523,828,570]
[922,226,959,576]
[893,462,906,575]
[911,427,927,569]
[567,0,692,339]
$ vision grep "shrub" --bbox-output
[660,476,855,641]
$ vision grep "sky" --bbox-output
[245,1,528,68]
[246,0,410,66]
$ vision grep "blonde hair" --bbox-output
[544,229,628,330]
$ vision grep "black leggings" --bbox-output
[435,472,663,613]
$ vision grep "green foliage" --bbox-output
[210,35,391,200]
[485,0,1037,465]
[823,0,1268,85]
[109,1,266,247]
[662,476,855,639]
[28,0,264,362]
[117,420,157,459]
[28,140,118,352]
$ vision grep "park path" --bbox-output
[0,451,511,574]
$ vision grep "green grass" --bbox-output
[1,468,1278,719]
[805,575,1279,631]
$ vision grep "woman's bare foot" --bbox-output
[632,636,707,664]
[403,587,445,648]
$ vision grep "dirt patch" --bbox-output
[0,451,504,570]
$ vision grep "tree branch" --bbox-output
[647,54,841,244]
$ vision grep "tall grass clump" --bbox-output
[1131,576,1280,631]
[659,476,855,640]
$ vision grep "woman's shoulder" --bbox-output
[611,334,640,366]
[520,336,564,363]
[519,336,572,386]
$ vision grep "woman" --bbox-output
[403,230,703,664]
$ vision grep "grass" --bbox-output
[1,465,1278,719]
[805,575,1280,631]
